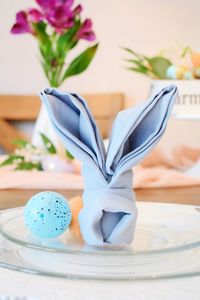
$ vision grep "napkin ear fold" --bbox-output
[40,89,106,173]
[106,85,177,177]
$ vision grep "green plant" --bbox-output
[11,0,98,87]
[123,47,172,79]
[0,133,74,171]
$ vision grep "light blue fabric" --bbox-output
[40,85,177,246]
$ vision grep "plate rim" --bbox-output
[0,202,200,257]
[0,232,200,281]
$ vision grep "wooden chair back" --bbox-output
[0,93,124,152]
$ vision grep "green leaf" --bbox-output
[182,46,192,58]
[125,58,149,72]
[40,58,50,79]
[57,20,81,56]
[15,161,42,171]
[122,47,144,61]
[65,150,74,161]
[146,56,172,79]
[39,40,54,62]
[12,139,31,149]
[40,133,57,154]
[62,43,98,81]
[126,67,149,75]
[33,22,48,42]
[124,58,143,64]
[0,155,24,167]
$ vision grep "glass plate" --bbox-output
[0,202,200,280]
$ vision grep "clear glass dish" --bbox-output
[0,202,200,280]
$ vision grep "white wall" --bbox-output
[1,0,200,106]
[1,0,200,155]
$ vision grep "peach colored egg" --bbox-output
[69,196,83,237]
[194,67,200,78]
[71,159,82,174]
[191,53,200,68]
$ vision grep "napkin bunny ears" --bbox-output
[40,85,177,245]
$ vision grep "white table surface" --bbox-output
[0,268,200,300]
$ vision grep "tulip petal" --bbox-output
[11,23,31,34]
[16,11,27,23]
[76,19,96,41]
[28,8,43,22]
[11,10,32,34]
[36,0,55,11]
[73,4,82,15]
[46,5,74,32]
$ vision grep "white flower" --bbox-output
[46,142,52,149]
[31,154,42,164]
[14,148,25,156]
[25,143,32,151]
[24,155,32,163]
[33,148,43,155]
[48,162,56,171]
[13,158,22,164]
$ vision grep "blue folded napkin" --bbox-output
[40,85,177,246]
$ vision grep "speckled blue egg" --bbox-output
[24,191,72,238]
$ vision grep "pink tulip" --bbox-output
[11,8,43,35]
[73,4,82,15]
[28,8,43,22]
[35,0,56,13]
[46,5,74,32]
[11,1,96,37]
[11,11,33,34]
[76,19,96,41]
[36,0,75,32]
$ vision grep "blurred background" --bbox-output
[1,0,200,103]
[1,0,200,184]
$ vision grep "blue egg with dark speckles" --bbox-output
[24,191,72,238]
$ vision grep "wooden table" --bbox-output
[0,186,200,210]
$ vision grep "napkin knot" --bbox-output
[79,188,137,245]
